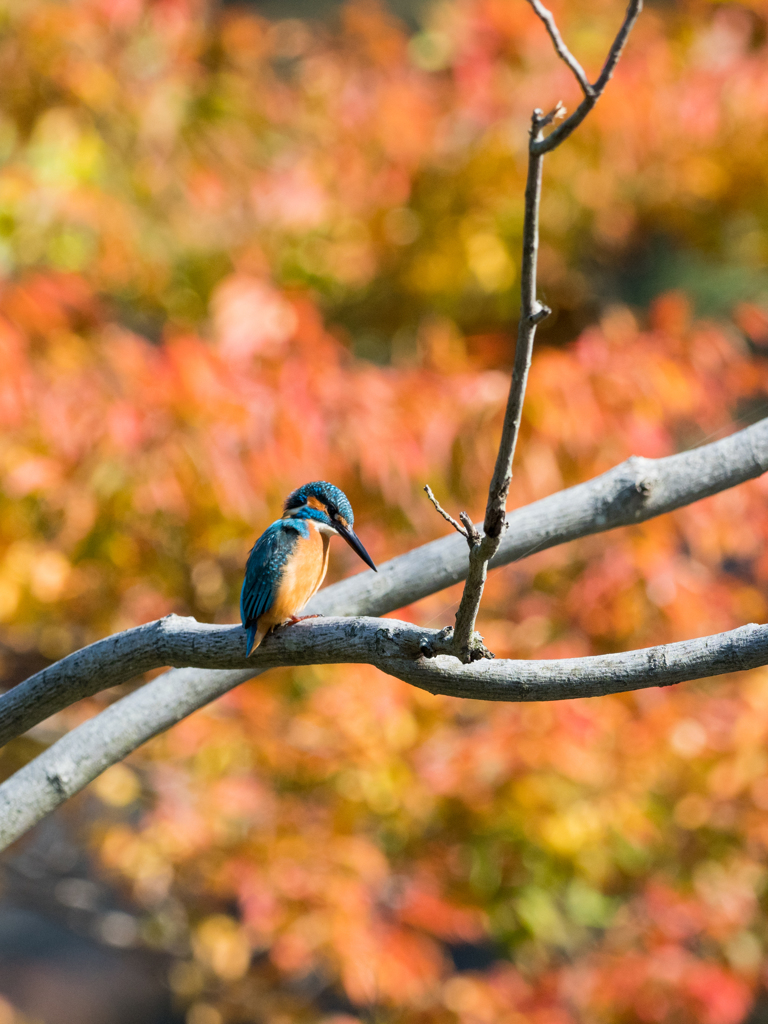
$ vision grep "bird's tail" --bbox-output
[245,623,263,657]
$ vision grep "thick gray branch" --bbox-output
[2,618,768,849]
[324,417,768,617]
[2,417,768,750]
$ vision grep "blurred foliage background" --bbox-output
[2,0,768,1021]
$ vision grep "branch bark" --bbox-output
[324,417,768,617]
[3,415,768,749]
[2,615,768,849]
[434,0,642,659]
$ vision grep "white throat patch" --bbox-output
[312,520,337,537]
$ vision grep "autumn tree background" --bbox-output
[2,0,768,1021]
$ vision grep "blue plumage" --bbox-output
[284,481,354,525]
[240,480,376,656]
[240,520,303,654]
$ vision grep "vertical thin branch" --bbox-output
[450,112,550,660]
[428,0,642,662]
[483,110,551,542]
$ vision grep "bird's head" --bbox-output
[283,481,377,572]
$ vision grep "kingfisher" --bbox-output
[240,481,377,656]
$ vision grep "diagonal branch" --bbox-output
[2,415,768,748]
[2,616,768,850]
[320,417,768,617]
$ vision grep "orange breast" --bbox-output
[259,525,330,631]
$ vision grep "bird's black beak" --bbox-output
[336,522,377,572]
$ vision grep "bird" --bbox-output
[240,480,377,656]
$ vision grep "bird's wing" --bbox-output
[240,520,298,627]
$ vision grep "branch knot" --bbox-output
[528,304,551,326]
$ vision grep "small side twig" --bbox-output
[526,0,593,98]
[425,0,642,662]
[424,485,471,543]
[458,512,480,544]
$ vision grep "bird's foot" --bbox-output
[286,614,322,625]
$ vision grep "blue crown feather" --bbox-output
[283,481,354,525]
